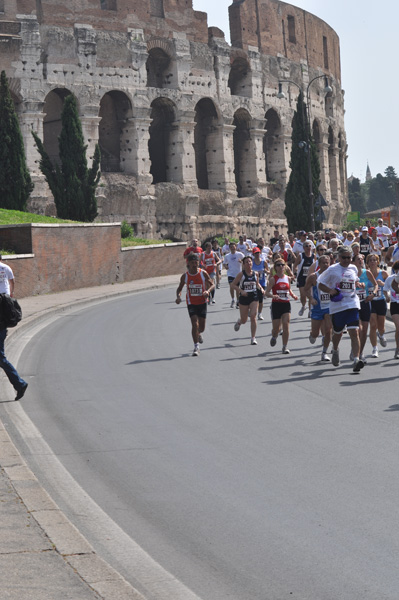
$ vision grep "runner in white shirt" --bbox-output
[384,261,399,358]
[318,246,365,372]
[223,242,245,308]
[375,218,392,262]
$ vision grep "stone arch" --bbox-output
[263,108,284,183]
[228,56,252,98]
[233,108,252,198]
[148,97,177,184]
[43,88,73,165]
[99,91,133,173]
[146,39,174,88]
[194,98,221,190]
[328,126,338,202]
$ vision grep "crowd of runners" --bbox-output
[176,219,399,373]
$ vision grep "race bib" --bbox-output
[276,289,289,300]
[189,284,203,296]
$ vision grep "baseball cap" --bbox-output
[299,230,306,236]
[361,226,368,232]
[252,247,261,254]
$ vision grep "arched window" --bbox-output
[148,97,176,184]
[146,47,171,89]
[99,91,132,173]
[228,57,252,98]
[194,98,219,190]
[233,109,252,197]
[264,109,283,183]
[43,88,72,165]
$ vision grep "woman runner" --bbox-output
[231,255,265,345]
[265,259,298,354]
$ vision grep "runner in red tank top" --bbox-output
[265,259,298,354]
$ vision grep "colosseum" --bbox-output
[1,0,348,240]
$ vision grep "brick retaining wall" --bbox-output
[0,224,185,298]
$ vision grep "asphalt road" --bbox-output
[3,283,399,600]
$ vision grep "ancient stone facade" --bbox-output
[1,0,348,240]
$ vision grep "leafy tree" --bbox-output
[348,176,367,215]
[367,172,395,212]
[32,94,100,221]
[284,91,320,232]
[0,71,33,210]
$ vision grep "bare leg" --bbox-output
[281,312,291,347]
[348,327,360,359]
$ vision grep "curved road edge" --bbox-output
[0,275,178,600]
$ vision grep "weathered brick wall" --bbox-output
[0,224,185,298]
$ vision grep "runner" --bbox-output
[358,226,376,259]
[375,218,392,263]
[183,238,203,263]
[370,228,384,265]
[318,246,365,372]
[353,253,377,363]
[252,247,268,320]
[293,241,315,316]
[223,242,245,308]
[304,254,332,361]
[231,256,264,345]
[175,253,214,356]
[366,254,388,358]
[384,262,399,359]
[265,259,298,354]
[201,241,222,303]
[212,239,223,289]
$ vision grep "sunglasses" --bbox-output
[341,256,352,260]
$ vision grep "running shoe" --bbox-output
[234,320,241,331]
[230,300,235,308]
[192,348,199,357]
[353,358,364,373]
[270,336,277,347]
[216,284,220,289]
[211,299,216,304]
[321,352,331,362]
[360,354,367,365]
[258,313,264,320]
[309,334,317,344]
[371,347,378,358]
[282,346,290,354]
[198,334,203,344]
[378,333,387,347]
[298,306,305,316]
[251,337,257,345]
[395,349,399,359]
[332,350,340,366]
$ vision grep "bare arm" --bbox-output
[175,273,186,304]
[9,278,14,297]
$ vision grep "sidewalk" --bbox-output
[0,275,178,600]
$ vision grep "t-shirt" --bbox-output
[375,225,392,248]
[183,245,203,260]
[318,263,360,315]
[223,252,245,277]
[0,262,14,295]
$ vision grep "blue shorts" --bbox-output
[331,308,359,334]
[311,307,329,321]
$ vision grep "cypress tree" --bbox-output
[33,94,100,221]
[284,91,320,232]
[0,71,33,210]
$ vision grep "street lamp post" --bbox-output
[278,75,332,231]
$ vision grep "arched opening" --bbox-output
[228,57,252,98]
[328,126,338,202]
[233,109,252,198]
[146,47,171,88]
[148,97,176,184]
[263,108,283,183]
[99,91,132,172]
[194,98,219,190]
[43,88,72,165]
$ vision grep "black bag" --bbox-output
[0,294,22,328]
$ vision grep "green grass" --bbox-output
[122,236,173,247]
[0,208,78,225]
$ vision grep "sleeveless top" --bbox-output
[238,270,258,299]
[373,270,386,301]
[272,274,290,302]
[359,236,372,257]
[185,269,207,305]
[252,260,266,287]
[313,272,330,311]
[201,251,216,274]
[356,268,373,303]
[298,253,314,279]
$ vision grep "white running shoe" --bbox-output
[234,320,241,331]
[192,348,199,357]
[371,347,378,358]
[309,334,317,344]
[298,306,305,316]
[251,337,257,345]
[258,313,264,320]
[332,350,340,366]
[270,336,277,347]
[282,346,290,354]
[321,352,331,362]
[378,333,387,347]
[230,299,235,308]
[395,349,399,359]
[211,299,216,304]
[360,354,367,365]
[216,284,220,289]
[198,334,203,344]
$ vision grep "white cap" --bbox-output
[361,226,368,232]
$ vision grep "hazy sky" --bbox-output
[193,0,394,182]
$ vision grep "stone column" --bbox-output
[250,119,267,195]
[318,139,330,203]
[127,107,152,185]
[328,145,341,204]
[169,110,197,189]
[80,106,101,164]
[220,118,237,195]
